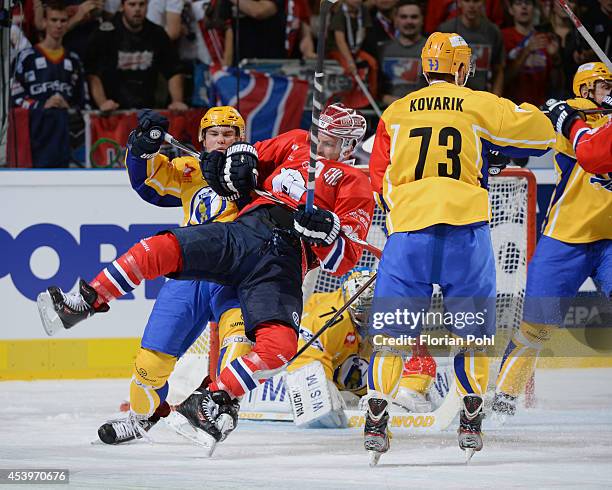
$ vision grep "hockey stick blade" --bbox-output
[253,271,377,381]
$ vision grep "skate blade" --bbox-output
[37,292,63,337]
[164,411,217,456]
[465,448,475,464]
[368,451,382,467]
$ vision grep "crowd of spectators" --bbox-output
[6,0,612,166]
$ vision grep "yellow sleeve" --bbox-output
[290,291,352,380]
[479,95,557,156]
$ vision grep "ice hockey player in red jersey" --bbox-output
[37,103,374,453]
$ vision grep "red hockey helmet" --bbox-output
[317,103,367,163]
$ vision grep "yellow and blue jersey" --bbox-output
[289,289,369,395]
[542,98,612,244]
[125,150,238,226]
[369,81,556,233]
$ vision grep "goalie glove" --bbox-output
[201,142,258,201]
[545,98,583,139]
[127,109,169,159]
[293,204,340,246]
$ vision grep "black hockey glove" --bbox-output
[293,204,341,246]
[201,142,258,201]
[487,149,510,176]
[545,99,583,139]
[128,109,169,159]
[602,95,612,109]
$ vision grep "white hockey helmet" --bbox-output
[341,267,376,337]
[318,103,367,163]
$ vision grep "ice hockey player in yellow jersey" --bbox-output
[287,269,437,428]
[366,31,556,463]
[96,107,248,445]
[494,63,612,419]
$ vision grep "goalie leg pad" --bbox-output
[286,361,348,428]
[90,233,183,307]
[211,322,297,398]
[130,348,177,417]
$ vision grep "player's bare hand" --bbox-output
[99,99,119,112]
[168,101,188,111]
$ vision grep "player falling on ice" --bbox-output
[284,268,437,428]
[494,62,612,419]
[364,31,555,464]
[37,103,374,453]
[81,106,252,445]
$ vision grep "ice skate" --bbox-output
[491,391,517,424]
[364,398,391,466]
[458,395,484,463]
[98,402,169,445]
[37,280,109,336]
[173,388,239,456]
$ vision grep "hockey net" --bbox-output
[170,167,537,405]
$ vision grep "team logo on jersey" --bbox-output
[99,21,114,31]
[323,167,343,186]
[63,58,73,71]
[35,57,47,70]
[590,174,612,192]
[182,163,196,182]
[344,332,357,346]
[117,50,154,71]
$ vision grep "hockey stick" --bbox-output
[353,74,382,118]
[306,0,338,213]
[163,133,383,258]
[555,0,612,72]
[252,271,378,381]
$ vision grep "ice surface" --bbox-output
[1,369,611,489]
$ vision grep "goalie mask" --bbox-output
[317,103,367,163]
[341,268,376,337]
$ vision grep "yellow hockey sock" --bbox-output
[217,307,253,376]
[130,348,176,417]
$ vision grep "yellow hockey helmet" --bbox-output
[421,32,474,86]
[199,106,245,142]
[572,62,612,97]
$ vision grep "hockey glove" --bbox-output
[487,149,510,175]
[602,95,612,110]
[293,204,340,246]
[127,109,169,159]
[201,142,259,201]
[545,99,583,139]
